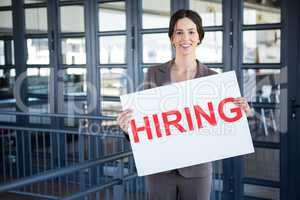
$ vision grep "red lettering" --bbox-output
[194,102,217,128]
[184,107,194,131]
[152,114,162,138]
[162,110,186,136]
[218,97,242,122]
[130,97,243,142]
[130,116,153,143]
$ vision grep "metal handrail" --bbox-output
[0,124,80,134]
[0,110,116,120]
[0,125,125,138]
[61,174,138,200]
[0,151,133,193]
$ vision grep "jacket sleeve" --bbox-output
[143,67,157,90]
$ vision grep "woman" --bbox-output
[117,9,252,200]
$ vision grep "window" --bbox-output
[25,8,48,34]
[99,2,126,31]
[142,0,170,29]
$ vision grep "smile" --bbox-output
[180,44,192,48]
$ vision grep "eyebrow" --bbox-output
[174,28,196,31]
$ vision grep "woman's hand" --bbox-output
[117,109,133,134]
[233,97,253,117]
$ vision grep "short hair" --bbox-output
[168,9,204,43]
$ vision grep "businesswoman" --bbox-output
[117,9,252,200]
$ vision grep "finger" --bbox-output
[234,103,248,111]
[233,99,245,103]
[122,114,135,131]
[122,109,133,114]
[118,113,133,129]
[233,101,243,106]
[118,109,133,117]
[233,100,248,107]
[234,97,247,101]
[117,110,133,122]
[118,112,133,123]
[121,123,128,131]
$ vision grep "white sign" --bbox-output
[120,71,254,176]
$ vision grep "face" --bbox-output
[171,17,200,56]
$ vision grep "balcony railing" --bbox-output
[0,111,147,200]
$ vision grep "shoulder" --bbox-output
[147,60,172,74]
[207,68,218,75]
[198,62,218,76]
[144,60,172,89]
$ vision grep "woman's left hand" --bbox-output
[233,97,253,117]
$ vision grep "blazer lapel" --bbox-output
[156,59,173,86]
[195,60,207,78]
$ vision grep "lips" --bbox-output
[180,44,192,48]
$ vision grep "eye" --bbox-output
[189,31,195,35]
[175,31,183,35]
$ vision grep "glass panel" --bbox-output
[101,101,121,118]
[0,41,4,65]
[196,31,222,63]
[64,68,86,96]
[244,69,280,142]
[248,105,280,142]
[99,36,126,64]
[143,33,171,63]
[27,38,49,64]
[11,40,14,65]
[0,69,16,122]
[25,0,47,4]
[63,100,87,126]
[60,6,84,32]
[0,11,13,36]
[100,68,127,97]
[243,69,280,103]
[249,103,280,143]
[243,30,280,63]
[62,38,86,65]
[245,147,279,181]
[0,0,11,6]
[190,0,222,26]
[0,68,14,99]
[25,8,48,34]
[212,160,223,195]
[244,0,280,25]
[27,68,50,94]
[63,100,87,114]
[142,0,170,29]
[29,102,50,124]
[99,2,126,31]
[244,184,279,200]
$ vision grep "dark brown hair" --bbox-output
[168,9,204,44]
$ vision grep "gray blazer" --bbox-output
[144,59,217,178]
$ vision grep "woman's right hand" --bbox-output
[117,109,133,134]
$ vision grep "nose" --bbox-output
[181,32,189,41]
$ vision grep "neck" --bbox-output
[174,54,197,71]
